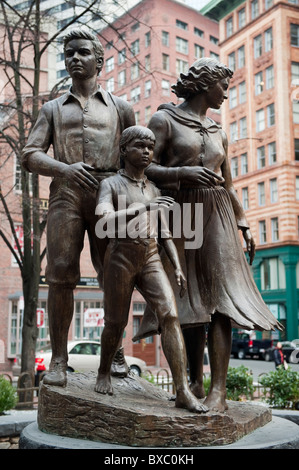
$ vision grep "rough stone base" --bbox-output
[38,372,272,447]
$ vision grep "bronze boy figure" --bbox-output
[21,29,135,387]
[95,125,208,413]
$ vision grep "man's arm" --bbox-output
[22,103,98,192]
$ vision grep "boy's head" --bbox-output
[119,126,156,169]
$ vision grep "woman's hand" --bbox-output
[178,166,224,188]
[145,196,175,211]
[242,229,256,265]
[175,268,187,298]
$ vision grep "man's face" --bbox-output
[123,137,155,170]
[65,39,103,79]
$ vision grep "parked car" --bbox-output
[231,332,273,360]
[264,341,299,363]
[34,340,146,377]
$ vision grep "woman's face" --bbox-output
[205,78,230,109]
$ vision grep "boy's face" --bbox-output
[65,39,103,79]
[123,137,155,170]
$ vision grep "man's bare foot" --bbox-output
[95,373,113,395]
[190,382,206,399]
[43,360,67,387]
[204,389,228,413]
[175,390,209,413]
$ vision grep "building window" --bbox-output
[176,59,188,75]
[239,117,247,139]
[295,139,299,160]
[210,52,219,60]
[238,45,245,68]
[238,8,246,29]
[131,62,140,81]
[162,31,169,47]
[293,102,299,123]
[256,109,265,132]
[134,110,140,125]
[230,121,238,142]
[194,27,204,38]
[144,80,151,98]
[255,71,264,95]
[258,182,265,206]
[105,56,114,73]
[257,146,266,168]
[176,19,188,30]
[242,187,249,209]
[271,217,279,242]
[265,27,273,52]
[265,0,273,9]
[210,35,218,45]
[162,53,169,71]
[266,65,274,89]
[241,153,248,174]
[15,156,32,192]
[267,103,275,126]
[131,86,141,103]
[145,106,151,124]
[259,220,267,244]
[195,44,205,58]
[106,77,114,93]
[261,258,286,290]
[291,24,299,47]
[118,70,126,88]
[145,54,151,71]
[131,22,140,32]
[296,176,299,200]
[118,48,126,65]
[228,51,236,71]
[226,17,233,38]
[251,0,259,20]
[239,81,246,104]
[268,141,277,164]
[162,79,170,96]
[231,157,238,178]
[131,39,140,56]
[176,36,189,55]
[270,178,278,203]
[229,87,237,108]
[254,34,262,58]
[145,31,151,47]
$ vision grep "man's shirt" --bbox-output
[22,86,133,172]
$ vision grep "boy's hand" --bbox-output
[175,269,187,298]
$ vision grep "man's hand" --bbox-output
[242,229,256,265]
[178,166,225,188]
[62,162,99,192]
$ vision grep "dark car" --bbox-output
[264,341,299,363]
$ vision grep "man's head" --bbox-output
[63,29,104,76]
[119,126,156,169]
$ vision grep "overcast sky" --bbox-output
[184,0,211,10]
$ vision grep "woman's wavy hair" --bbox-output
[172,58,233,100]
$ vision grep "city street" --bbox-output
[229,357,299,382]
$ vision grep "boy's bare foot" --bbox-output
[175,390,209,413]
[204,389,228,413]
[190,382,206,399]
[95,373,113,395]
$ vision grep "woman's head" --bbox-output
[172,58,233,100]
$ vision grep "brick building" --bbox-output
[1,0,220,373]
[201,0,299,340]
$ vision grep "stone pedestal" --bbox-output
[37,372,272,447]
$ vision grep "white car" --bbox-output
[35,340,146,376]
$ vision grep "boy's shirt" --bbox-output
[97,170,172,240]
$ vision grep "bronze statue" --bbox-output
[21,29,135,387]
[133,58,283,412]
[94,125,208,413]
